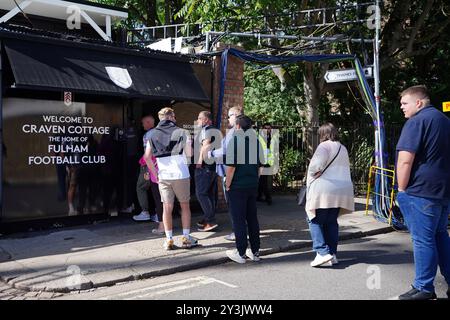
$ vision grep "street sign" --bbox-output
[443,101,450,112]
[324,67,373,83]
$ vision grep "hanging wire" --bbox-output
[13,0,34,28]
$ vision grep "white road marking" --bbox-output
[99,276,237,300]
[208,277,238,288]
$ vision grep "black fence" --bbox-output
[271,123,403,195]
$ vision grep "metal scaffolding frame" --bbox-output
[127,2,376,45]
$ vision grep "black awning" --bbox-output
[3,38,209,102]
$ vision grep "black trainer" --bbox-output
[398,286,437,300]
[196,220,205,228]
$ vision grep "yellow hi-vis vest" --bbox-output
[258,133,276,167]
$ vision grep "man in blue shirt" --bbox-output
[396,85,450,300]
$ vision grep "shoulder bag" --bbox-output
[297,144,342,206]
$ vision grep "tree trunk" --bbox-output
[145,0,158,26]
[303,62,329,156]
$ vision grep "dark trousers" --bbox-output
[227,188,260,256]
[56,164,67,201]
[78,167,99,213]
[150,181,163,222]
[195,167,218,223]
[258,174,272,202]
[136,166,156,213]
[102,171,123,214]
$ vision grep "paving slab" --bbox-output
[0,196,393,293]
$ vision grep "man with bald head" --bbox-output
[133,115,160,224]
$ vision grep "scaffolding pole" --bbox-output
[373,0,385,210]
[205,31,373,52]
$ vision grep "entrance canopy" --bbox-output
[4,38,209,102]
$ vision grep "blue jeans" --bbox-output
[307,208,339,256]
[396,192,450,293]
[227,188,260,256]
[195,168,218,223]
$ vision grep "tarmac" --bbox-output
[0,195,395,294]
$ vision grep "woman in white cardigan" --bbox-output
[306,123,354,267]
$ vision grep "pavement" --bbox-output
[0,195,394,295]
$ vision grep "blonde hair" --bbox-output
[229,106,243,116]
[158,107,175,120]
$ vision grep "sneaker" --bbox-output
[149,214,160,223]
[163,239,175,251]
[310,253,333,267]
[398,286,437,300]
[325,254,339,266]
[133,211,151,221]
[181,236,199,249]
[109,210,118,217]
[68,209,78,216]
[224,233,236,241]
[196,220,206,228]
[198,223,218,232]
[226,249,246,264]
[121,204,135,214]
[245,249,261,262]
[152,228,165,235]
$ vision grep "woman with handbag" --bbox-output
[306,123,354,267]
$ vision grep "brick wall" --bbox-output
[212,45,245,212]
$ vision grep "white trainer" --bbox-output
[133,211,150,221]
[310,253,333,267]
[224,233,236,241]
[331,254,338,265]
[325,254,339,266]
[246,249,261,262]
[121,204,135,214]
[149,214,160,223]
[226,249,246,264]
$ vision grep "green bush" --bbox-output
[274,147,305,191]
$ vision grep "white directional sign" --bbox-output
[324,67,373,83]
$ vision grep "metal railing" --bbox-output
[271,123,402,195]
[127,2,376,45]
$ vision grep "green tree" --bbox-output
[93,0,183,27]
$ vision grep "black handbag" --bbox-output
[297,144,341,206]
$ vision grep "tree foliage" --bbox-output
[93,0,183,27]
[95,0,450,124]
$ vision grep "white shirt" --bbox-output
[209,127,235,177]
[156,154,190,180]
